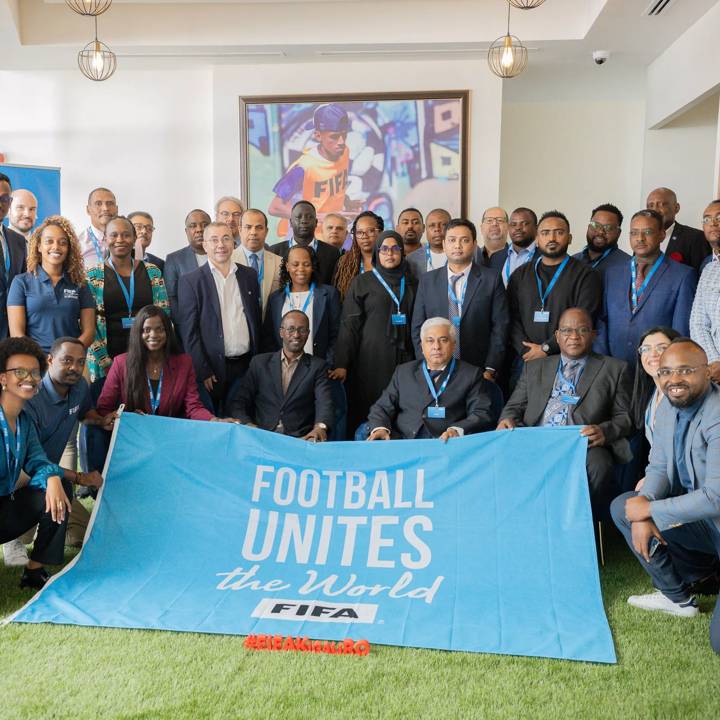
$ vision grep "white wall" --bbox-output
[499,63,646,253]
[0,68,213,258]
[642,92,719,227]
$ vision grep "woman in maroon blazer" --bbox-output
[97,304,231,422]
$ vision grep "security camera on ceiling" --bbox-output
[593,50,610,66]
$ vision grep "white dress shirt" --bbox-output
[195,253,208,267]
[660,222,675,254]
[78,225,108,268]
[209,263,250,357]
[502,242,536,287]
[282,289,314,354]
[446,263,471,311]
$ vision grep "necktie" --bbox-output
[634,262,649,294]
[448,273,462,359]
[542,360,581,427]
[249,253,259,274]
[673,410,695,492]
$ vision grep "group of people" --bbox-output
[0,170,719,655]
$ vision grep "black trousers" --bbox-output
[586,446,616,518]
[209,355,250,415]
[0,478,72,565]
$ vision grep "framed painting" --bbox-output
[239,91,469,242]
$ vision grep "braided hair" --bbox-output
[332,211,384,299]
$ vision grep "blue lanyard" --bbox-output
[246,251,264,305]
[425,246,446,272]
[590,246,614,269]
[447,272,467,310]
[372,269,405,311]
[504,246,535,284]
[284,282,315,313]
[360,258,365,273]
[556,358,584,395]
[630,253,664,311]
[422,358,456,406]
[147,369,163,415]
[534,256,570,310]
[87,227,104,264]
[0,408,21,486]
[107,258,136,317]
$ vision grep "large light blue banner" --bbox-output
[9,414,616,663]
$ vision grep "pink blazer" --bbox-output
[96,352,213,421]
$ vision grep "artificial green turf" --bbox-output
[1,528,718,720]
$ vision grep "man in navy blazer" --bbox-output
[573,203,631,282]
[230,310,333,440]
[177,222,261,414]
[0,173,28,340]
[163,209,211,324]
[611,339,720,650]
[595,209,697,370]
[411,218,509,381]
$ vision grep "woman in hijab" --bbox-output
[330,230,417,438]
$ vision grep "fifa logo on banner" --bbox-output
[252,599,378,624]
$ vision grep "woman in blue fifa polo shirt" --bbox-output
[8,215,96,353]
[0,337,71,589]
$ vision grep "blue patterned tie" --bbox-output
[542,360,581,426]
[448,274,462,359]
[249,253,259,274]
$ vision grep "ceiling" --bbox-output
[0,0,717,70]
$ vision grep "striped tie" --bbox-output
[449,273,462,359]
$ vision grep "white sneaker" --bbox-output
[2,539,29,567]
[628,590,699,617]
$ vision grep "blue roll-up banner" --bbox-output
[0,163,61,231]
[7,414,616,664]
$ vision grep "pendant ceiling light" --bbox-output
[508,0,547,8]
[65,0,112,16]
[488,3,528,79]
[78,16,117,81]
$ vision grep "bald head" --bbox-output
[658,339,710,408]
[9,189,38,234]
[647,187,679,229]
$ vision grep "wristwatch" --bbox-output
[315,423,328,431]
[541,343,551,354]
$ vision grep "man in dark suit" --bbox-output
[477,207,509,272]
[177,222,261,414]
[164,209,211,324]
[611,339,720,647]
[499,308,633,515]
[230,310,333,441]
[647,187,710,271]
[595,209,697,369]
[368,317,493,441]
[411,218,509,383]
[268,200,340,286]
[0,173,28,340]
[573,203,631,282]
[128,211,164,272]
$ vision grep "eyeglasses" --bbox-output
[218,211,243,219]
[132,223,155,233]
[588,220,619,233]
[638,343,669,356]
[0,195,12,205]
[5,367,41,381]
[656,364,707,378]
[703,214,720,225]
[205,237,233,245]
[355,229,378,238]
[378,245,403,254]
[629,228,657,238]
[557,327,593,337]
[281,326,310,336]
[482,217,507,225]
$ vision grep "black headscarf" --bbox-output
[370,230,415,350]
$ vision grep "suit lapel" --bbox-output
[462,265,481,309]
[684,404,704,489]
[634,257,669,315]
[284,354,311,404]
[270,352,285,405]
[538,357,557,407]
[162,356,179,413]
[200,264,222,325]
[574,354,602,404]
[415,361,434,406]
[312,286,326,338]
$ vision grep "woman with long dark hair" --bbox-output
[96,305,225,421]
[333,211,384,300]
[331,230,417,437]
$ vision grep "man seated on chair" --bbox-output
[611,339,720,652]
[229,310,333,442]
[497,307,634,516]
[367,316,492,441]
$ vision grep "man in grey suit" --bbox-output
[498,307,633,516]
[163,209,210,323]
[611,339,720,653]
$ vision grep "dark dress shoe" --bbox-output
[19,567,50,590]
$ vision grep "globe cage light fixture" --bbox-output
[78,17,117,81]
[508,0,547,9]
[65,0,112,16]
[487,3,528,79]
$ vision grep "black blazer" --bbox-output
[411,262,509,371]
[666,222,711,272]
[268,240,341,286]
[176,262,261,384]
[500,352,634,462]
[367,359,493,439]
[0,226,28,340]
[230,351,334,436]
[262,283,341,365]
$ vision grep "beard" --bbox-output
[513,235,535,249]
[540,246,567,259]
[586,234,611,252]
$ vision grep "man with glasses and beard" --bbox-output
[574,203,630,282]
[611,338,720,654]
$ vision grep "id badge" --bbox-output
[534,310,550,323]
[561,394,580,405]
[122,317,135,329]
[451,316,461,327]
[391,313,407,326]
[427,405,446,419]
